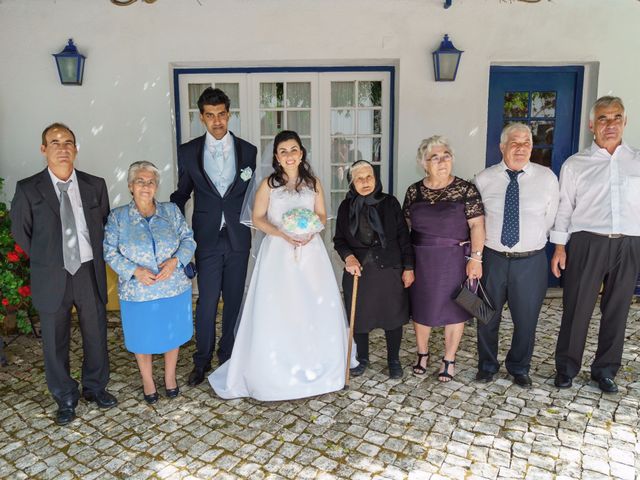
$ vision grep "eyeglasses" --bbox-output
[132,179,157,187]
[426,153,452,164]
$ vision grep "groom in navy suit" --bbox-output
[171,88,257,386]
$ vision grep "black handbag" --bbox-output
[453,279,495,326]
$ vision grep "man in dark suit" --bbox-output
[171,88,257,386]
[10,123,116,425]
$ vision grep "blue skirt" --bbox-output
[120,289,193,354]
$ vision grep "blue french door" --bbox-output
[486,66,584,286]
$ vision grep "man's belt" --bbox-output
[586,232,625,239]
[485,247,545,258]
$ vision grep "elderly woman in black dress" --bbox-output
[334,160,415,379]
[403,135,485,382]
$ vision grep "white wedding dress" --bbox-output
[209,186,355,401]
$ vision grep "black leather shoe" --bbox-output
[188,366,210,386]
[83,390,118,409]
[55,406,76,426]
[594,377,618,393]
[512,374,532,388]
[475,370,494,383]
[165,385,180,398]
[143,391,159,405]
[388,360,403,379]
[554,373,572,388]
[350,359,368,377]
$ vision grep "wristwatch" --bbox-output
[471,250,483,259]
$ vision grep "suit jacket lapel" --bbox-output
[196,134,222,197]
[35,169,61,218]
[224,132,243,198]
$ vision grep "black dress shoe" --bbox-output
[512,373,532,387]
[55,406,76,426]
[165,385,180,398]
[83,390,118,409]
[594,377,618,393]
[349,359,368,377]
[143,391,159,405]
[188,366,210,386]
[554,373,572,388]
[388,360,403,379]
[475,370,494,383]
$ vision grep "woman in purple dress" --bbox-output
[403,136,485,382]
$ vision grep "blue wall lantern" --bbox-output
[432,34,463,82]
[53,39,86,85]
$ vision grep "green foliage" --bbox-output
[0,178,34,334]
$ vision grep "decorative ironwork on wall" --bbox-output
[111,0,157,6]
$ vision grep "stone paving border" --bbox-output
[0,299,639,479]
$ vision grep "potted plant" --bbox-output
[0,177,34,335]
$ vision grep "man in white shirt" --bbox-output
[551,96,640,393]
[474,123,559,387]
[10,123,116,425]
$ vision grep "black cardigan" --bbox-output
[333,194,414,271]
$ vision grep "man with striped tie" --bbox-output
[10,123,116,425]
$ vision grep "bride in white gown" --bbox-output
[209,130,354,401]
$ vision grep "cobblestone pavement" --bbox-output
[1,299,639,479]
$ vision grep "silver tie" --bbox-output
[57,181,82,275]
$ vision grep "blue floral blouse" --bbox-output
[104,201,196,302]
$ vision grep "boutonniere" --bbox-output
[240,167,253,182]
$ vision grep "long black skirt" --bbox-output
[342,263,409,334]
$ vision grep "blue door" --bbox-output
[486,66,584,286]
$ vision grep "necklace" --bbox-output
[423,178,452,204]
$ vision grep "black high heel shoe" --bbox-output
[165,385,180,399]
[143,389,159,405]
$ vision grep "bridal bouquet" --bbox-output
[281,208,324,260]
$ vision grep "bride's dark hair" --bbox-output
[268,130,317,192]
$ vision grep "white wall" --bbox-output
[1,0,639,206]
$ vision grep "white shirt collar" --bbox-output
[499,160,530,174]
[205,130,231,150]
[48,168,78,190]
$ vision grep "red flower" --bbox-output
[1,298,9,307]
[6,252,20,262]
[18,285,31,297]
[14,244,25,255]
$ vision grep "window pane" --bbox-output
[228,111,241,134]
[358,81,382,107]
[188,83,210,109]
[331,192,347,216]
[357,110,382,135]
[189,111,205,138]
[260,139,273,159]
[331,82,355,107]
[331,165,350,190]
[331,137,358,163]
[504,92,529,118]
[357,137,381,163]
[260,83,284,108]
[331,110,355,135]
[531,92,556,118]
[261,111,282,136]
[216,83,240,109]
[286,82,311,108]
[530,148,552,168]
[531,121,554,146]
[287,111,311,136]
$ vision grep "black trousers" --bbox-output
[193,228,249,367]
[555,232,640,379]
[354,326,403,363]
[477,248,547,375]
[38,261,110,407]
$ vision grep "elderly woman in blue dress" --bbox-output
[104,161,196,404]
